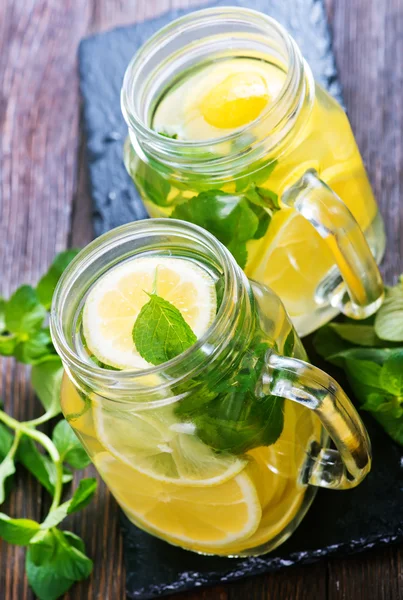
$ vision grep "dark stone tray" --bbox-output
[78,2,403,598]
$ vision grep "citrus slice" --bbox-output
[245,209,334,317]
[200,73,270,129]
[95,452,261,551]
[83,256,217,370]
[93,403,247,486]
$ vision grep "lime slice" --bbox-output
[83,256,217,370]
[95,452,261,551]
[93,403,247,486]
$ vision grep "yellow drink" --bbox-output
[122,11,385,335]
[145,59,381,325]
[51,220,371,557]
[61,373,320,555]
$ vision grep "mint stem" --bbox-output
[0,408,64,515]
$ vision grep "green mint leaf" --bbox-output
[135,161,171,206]
[249,203,271,240]
[133,293,197,365]
[329,323,382,347]
[0,333,17,356]
[380,351,403,395]
[235,160,277,192]
[0,422,14,460]
[193,393,284,454]
[5,285,46,335]
[17,437,55,495]
[0,513,40,545]
[26,529,92,600]
[375,286,403,341]
[67,478,97,514]
[344,359,383,389]
[312,325,353,365]
[37,249,80,310]
[41,479,97,530]
[172,189,261,268]
[13,329,54,364]
[363,396,403,445]
[177,341,284,454]
[0,298,6,331]
[62,466,73,484]
[31,356,63,417]
[52,421,91,469]
[158,131,178,139]
[227,239,248,269]
[0,453,16,504]
[361,392,388,413]
[283,329,295,357]
[173,189,258,244]
[329,347,398,366]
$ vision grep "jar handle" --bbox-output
[260,349,371,489]
[281,169,384,319]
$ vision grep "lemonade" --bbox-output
[54,226,321,555]
[122,10,385,335]
[51,220,370,557]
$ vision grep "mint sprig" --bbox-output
[0,250,97,600]
[132,291,285,454]
[132,293,197,364]
[313,278,403,446]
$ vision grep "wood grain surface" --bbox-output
[0,0,402,598]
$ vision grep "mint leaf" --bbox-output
[52,421,91,469]
[249,203,271,240]
[18,437,55,494]
[41,479,97,529]
[0,513,40,545]
[313,324,353,364]
[283,329,295,357]
[26,529,92,600]
[380,351,403,395]
[37,250,80,310]
[31,356,63,416]
[375,286,403,341]
[14,329,54,364]
[5,285,46,335]
[135,161,171,206]
[329,322,382,347]
[176,341,284,454]
[172,190,259,269]
[133,293,197,365]
[0,333,17,356]
[344,359,383,389]
[0,422,14,459]
[0,453,16,504]
[158,131,178,139]
[235,160,277,192]
[67,478,97,514]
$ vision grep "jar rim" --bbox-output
[120,6,307,171]
[50,219,245,388]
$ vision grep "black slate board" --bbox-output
[78,2,403,599]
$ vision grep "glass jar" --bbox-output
[121,7,385,336]
[51,219,371,557]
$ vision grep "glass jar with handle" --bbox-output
[51,219,371,557]
[121,7,385,336]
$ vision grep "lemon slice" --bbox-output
[83,256,217,370]
[95,452,261,551]
[200,73,270,129]
[93,403,247,486]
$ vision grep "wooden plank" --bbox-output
[0,1,92,598]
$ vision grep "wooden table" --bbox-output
[1,0,402,598]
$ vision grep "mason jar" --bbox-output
[121,7,385,336]
[51,219,371,557]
